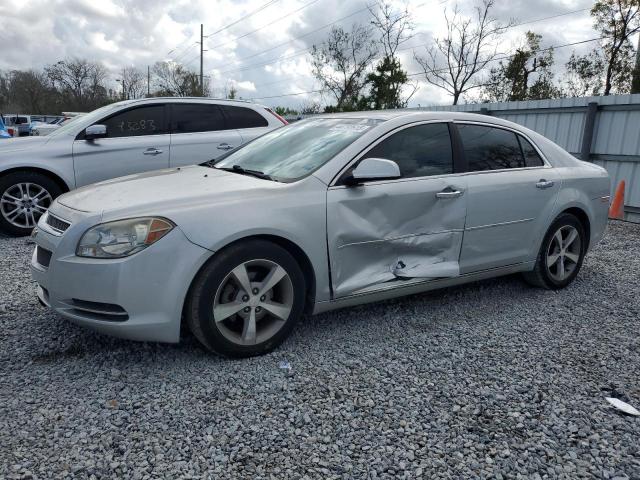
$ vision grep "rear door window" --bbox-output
[221,105,268,129]
[458,124,525,171]
[99,105,167,138]
[171,104,226,133]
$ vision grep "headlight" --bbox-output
[77,217,174,258]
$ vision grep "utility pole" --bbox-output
[200,23,204,97]
[122,67,126,100]
[147,65,151,97]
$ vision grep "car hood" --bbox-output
[0,135,51,153]
[56,165,282,216]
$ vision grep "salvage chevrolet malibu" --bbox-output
[31,111,610,357]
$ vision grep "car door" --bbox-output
[72,104,170,187]
[456,123,561,273]
[168,103,242,167]
[220,104,272,144]
[327,122,467,298]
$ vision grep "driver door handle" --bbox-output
[143,148,163,156]
[536,179,554,189]
[217,143,234,151]
[436,188,464,199]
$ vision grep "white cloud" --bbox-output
[0,0,605,108]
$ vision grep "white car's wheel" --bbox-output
[0,172,61,236]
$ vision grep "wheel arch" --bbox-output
[560,206,591,249]
[182,234,317,321]
[0,166,72,193]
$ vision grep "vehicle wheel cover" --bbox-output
[213,259,294,346]
[546,225,581,282]
[1,182,52,229]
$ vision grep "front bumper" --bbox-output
[30,209,212,343]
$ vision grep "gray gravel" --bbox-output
[1,221,639,479]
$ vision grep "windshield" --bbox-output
[214,118,382,182]
[48,103,123,138]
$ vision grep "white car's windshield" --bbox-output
[48,103,123,138]
[214,118,383,182]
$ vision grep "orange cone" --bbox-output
[609,180,625,220]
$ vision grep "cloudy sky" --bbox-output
[0,0,613,108]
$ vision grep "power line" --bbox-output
[214,5,588,80]
[204,0,280,38]
[208,0,322,50]
[211,2,378,69]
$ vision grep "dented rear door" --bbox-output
[326,122,467,298]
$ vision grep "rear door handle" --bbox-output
[217,143,234,151]
[436,188,464,199]
[536,179,554,189]
[143,148,163,156]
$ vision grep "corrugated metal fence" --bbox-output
[420,94,640,223]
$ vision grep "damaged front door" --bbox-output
[327,122,467,298]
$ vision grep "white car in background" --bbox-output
[31,116,81,136]
[0,97,287,236]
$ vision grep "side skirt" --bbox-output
[312,261,535,315]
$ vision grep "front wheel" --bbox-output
[186,240,306,358]
[0,171,62,236]
[523,213,587,289]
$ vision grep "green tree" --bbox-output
[562,50,606,97]
[484,32,559,102]
[591,0,640,95]
[362,57,410,109]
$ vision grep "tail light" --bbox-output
[265,108,288,126]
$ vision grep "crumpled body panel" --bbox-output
[327,176,467,298]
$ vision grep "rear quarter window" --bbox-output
[221,105,268,129]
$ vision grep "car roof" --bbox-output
[111,97,268,109]
[313,110,527,129]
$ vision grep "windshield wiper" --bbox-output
[216,164,276,181]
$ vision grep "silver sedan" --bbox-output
[30,111,610,357]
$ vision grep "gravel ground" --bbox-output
[1,221,639,479]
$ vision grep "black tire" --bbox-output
[186,239,306,358]
[522,213,587,290]
[0,171,63,237]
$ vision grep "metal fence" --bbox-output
[421,94,640,223]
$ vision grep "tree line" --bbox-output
[0,0,638,115]
[0,60,209,115]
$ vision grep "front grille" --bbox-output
[70,299,129,322]
[36,246,52,268]
[46,213,71,233]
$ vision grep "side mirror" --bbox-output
[345,158,401,185]
[85,124,107,140]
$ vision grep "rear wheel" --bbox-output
[0,171,62,236]
[523,213,586,289]
[186,240,306,357]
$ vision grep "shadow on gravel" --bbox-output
[31,343,87,364]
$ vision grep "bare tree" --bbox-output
[369,0,414,58]
[151,61,209,97]
[414,0,510,105]
[122,67,147,99]
[45,58,109,110]
[311,24,378,111]
[366,0,417,108]
[591,0,640,95]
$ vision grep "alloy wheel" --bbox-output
[546,225,582,282]
[213,259,294,346]
[0,182,52,229]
